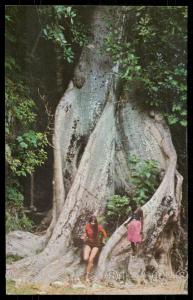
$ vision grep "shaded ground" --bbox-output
[6,278,188,295]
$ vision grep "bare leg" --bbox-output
[83,244,91,262]
[135,243,139,256]
[85,247,99,282]
[131,242,137,255]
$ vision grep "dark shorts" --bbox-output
[84,240,102,249]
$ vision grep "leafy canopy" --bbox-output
[105,6,187,127]
[39,5,88,63]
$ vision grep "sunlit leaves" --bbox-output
[6,186,24,207]
[40,6,88,64]
[105,6,187,128]
[129,155,160,205]
[105,155,160,233]
[5,78,37,128]
[105,195,131,233]
[5,73,48,180]
[6,184,34,232]
[8,131,48,177]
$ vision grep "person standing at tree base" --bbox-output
[81,215,107,283]
[124,200,144,256]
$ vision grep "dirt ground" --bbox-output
[6,277,188,295]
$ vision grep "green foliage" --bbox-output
[5,5,89,233]
[5,8,49,176]
[39,6,88,63]
[129,155,160,205]
[6,184,34,233]
[105,155,159,233]
[5,77,48,177]
[5,7,51,232]
[6,255,23,264]
[105,6,187,128]
[105,195,130,233]
[6,186,24,208]
[5,77,47,231]
[5,56,20,72]
[6,279,40,295]
[6,207,34,233]
[5,78,37,134]
[13,131,48,176]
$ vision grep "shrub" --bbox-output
[105,195,131,234]
[6,185,34,233]
[129,154,160,205]
[105,155,160,233]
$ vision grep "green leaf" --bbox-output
[167,115,179,125]
[66,56,72,63]
[43,28,48,37]
[145,172,151,178]
[5,15,12,22]
[19,142,28,149]
[172,104,181,112]
[180,110,187,116]
[16,136,23,143]
[151,86,158,92]
[180,120,187,127]
[67,7,72,13]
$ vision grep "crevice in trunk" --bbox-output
[76,136,88,169]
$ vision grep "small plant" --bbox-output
[5,78,48,178]
[6,185,34,233]
[6,186,24,208]
[40,6,88,63]
[105,195,130,234]
[129,154,160,205]
[105,155,160,233]
[6,209,34,233]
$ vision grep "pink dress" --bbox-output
[127,210,143,244]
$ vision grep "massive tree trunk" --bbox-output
[6,6,185,285]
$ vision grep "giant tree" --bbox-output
[6,6,187,285]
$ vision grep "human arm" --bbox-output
[81,225,88,241]
[123,215,132,227]
[140,208,144,233]
[98,225,107,244]
[81,232,87,241]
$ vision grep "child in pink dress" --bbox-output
[124,200,143,255]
